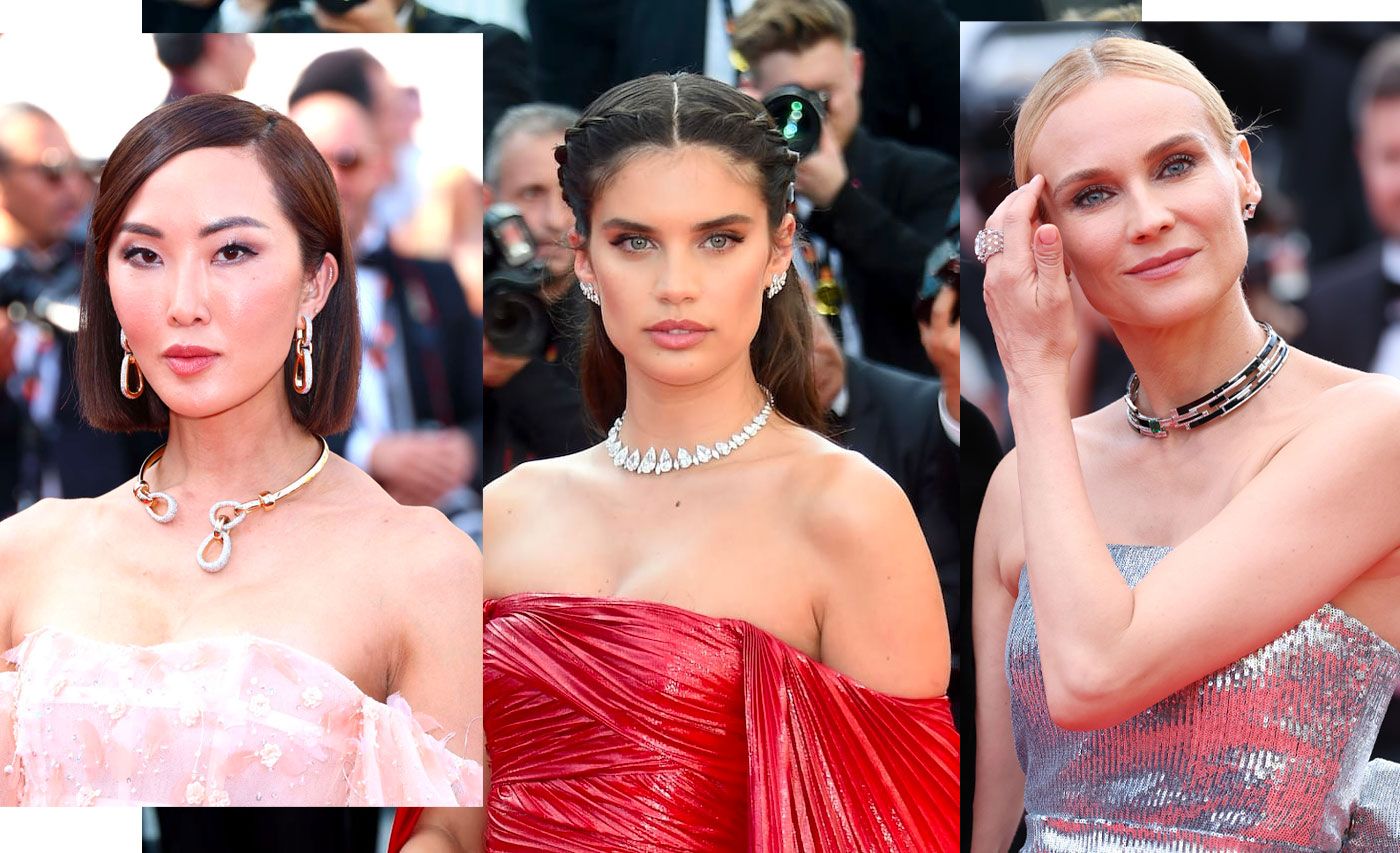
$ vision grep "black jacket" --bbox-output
[1298,241,1388,371]
[806,128,958,375]
[328,247,483,480]
[483,288,591,483]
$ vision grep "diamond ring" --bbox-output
[975,228,1005,264]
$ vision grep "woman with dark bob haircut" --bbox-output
[0,94,482,807]
[392,72,956,853]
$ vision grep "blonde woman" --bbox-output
[973,37,1400,851]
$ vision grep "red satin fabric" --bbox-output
[482,593,958,852]
[388,808,421,853]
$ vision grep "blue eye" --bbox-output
[1072,187,1112,209]
[704,233,741,250]
[1160,154,1195,178]
[611,234,654,253]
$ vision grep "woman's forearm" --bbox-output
[1008,378,1135,725]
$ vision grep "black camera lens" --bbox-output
[484,271,553,358]
[763,85,826,156]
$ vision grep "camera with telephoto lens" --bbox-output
[313,0,370,14]
[0,253,83,336]
[483,203,556,359]
[763,85,827,156]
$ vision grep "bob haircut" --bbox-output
[555,72,823,433]
[77,93,360,435]
[1013,36,1252,187]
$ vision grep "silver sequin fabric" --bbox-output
[1007,544,1400,851]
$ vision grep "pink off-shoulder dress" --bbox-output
[0,627,483,806]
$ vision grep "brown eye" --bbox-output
[215,243,256,263]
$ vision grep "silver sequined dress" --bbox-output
[1007,544,1400,851]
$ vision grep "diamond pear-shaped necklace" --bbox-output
[605,387,774,475]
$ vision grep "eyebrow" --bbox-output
[117,216,272,239]
[599,214,755,232]
[1050,132,1208,200]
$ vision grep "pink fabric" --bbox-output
[0,627,482,806]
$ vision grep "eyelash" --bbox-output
[1070,153,1198,210]
[610,232,744,253]
[120,241,259,267]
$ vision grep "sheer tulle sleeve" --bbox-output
[741,625,959,852]
[0,671,18,806]
[1343,759,1400,851]
[350,693,483,806]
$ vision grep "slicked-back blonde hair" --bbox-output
[1013,36,1248,187]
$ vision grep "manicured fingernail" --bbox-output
[1037,227,1055,245]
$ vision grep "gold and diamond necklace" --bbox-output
[133,436,331,572]
[606,387,774,475]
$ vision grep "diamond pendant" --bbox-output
[196,501,247,573]
[144,491,178,523]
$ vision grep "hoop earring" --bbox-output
[119,329,144,400]
[766,272,786,299]
[293,315,314,395]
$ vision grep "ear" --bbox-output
[571,229,596,284]
[768,213,797,276]
[298,251,338,321]
[850,47,865,94]
[1230,134,1261,209]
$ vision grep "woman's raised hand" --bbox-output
[980,174,1078,391]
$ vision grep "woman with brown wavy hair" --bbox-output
[394,71,956,852]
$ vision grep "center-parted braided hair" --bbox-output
[555,72,823,435]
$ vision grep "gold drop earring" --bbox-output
[293,315,314,395]
[119,329,144,400]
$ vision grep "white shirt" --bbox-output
[1369,241,1400,378]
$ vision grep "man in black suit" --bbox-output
[1301,35,1400,378]
[288,85,482,535]
[0,104,159,517]
[733,0,958,376]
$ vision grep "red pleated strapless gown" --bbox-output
[467,592,956,852]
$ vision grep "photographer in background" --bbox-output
[734,0,958,377]
[0,104,157,516]
[481,103,591,483]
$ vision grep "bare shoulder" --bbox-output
[485,448,597,529]
[1291,368,1400,454]
[0,496,107,651]
[324,457,480,597]
[785,433,925,566]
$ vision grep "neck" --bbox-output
[177,66,225,97]
[619,360,770,452]
[147,376,323,506]
[1112,289,1264,417]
